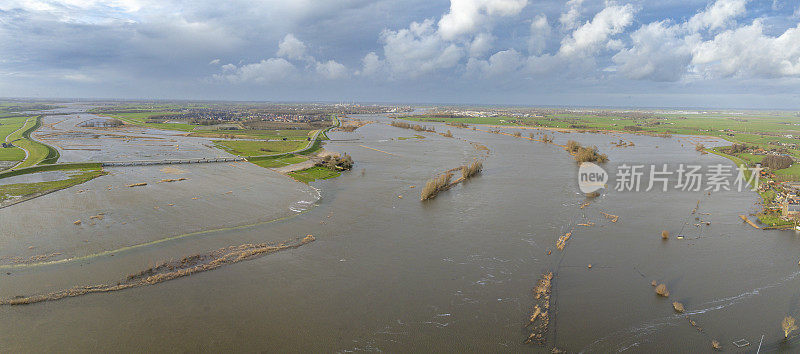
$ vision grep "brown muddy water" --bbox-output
[1,111,800,353]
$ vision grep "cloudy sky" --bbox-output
[1,0,800,108]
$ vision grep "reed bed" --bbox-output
[655,283,670,297]
[420,172,453,201]
[525,271,553,345]
[712,340,721,350]
[470,142,490,152]
[600,211,619,222]
[784,316,798,338]
[556,232,571,250]
[390,121,434,132]
[565,140,608,162]
[461,159,483,180]
[0,235,316,305]
[446,122,469,128]
[159,178,188,183]
[420,160,484,201]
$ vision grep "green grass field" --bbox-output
[403,111,800,138]
[213,140,307,156]
[250,155,308,168]
[0,116,28,161]
[7,116,58,169]
[288,166,340,183]
[0,168,106,203]
[736,152,764,165]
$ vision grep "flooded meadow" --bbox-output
[1,110,799,352]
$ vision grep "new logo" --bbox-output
[578,162,608,194]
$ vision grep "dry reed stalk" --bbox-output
[525,271,553,345]
[600,211,619,222]
[712,340,721,350]
[420,172,453,201]
[461,159,483,180]
[556,232,571,250]
[655,284,669,297]
[784,316,798,338]
[159,178,188,183]
[0,235,316,306]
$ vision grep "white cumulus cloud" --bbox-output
[438,0,528,40]
[687,0,747,32]
[315,59,348,79]
[528,14,550,55]
[466,49,524,77]
[380,19,464,78]
[276,33,309,61]
[559,0,584,30]
[558,4,635,58]
[214,58,295,83]
[692,20,800,78]
[612,21,694,81]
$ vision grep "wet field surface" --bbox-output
[34,111,228,162]
[1,110,799,352]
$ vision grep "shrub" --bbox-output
[566,140,581,153]
[318,153,353,171]
[462,160,483,180]
[575,146,608,163]
[420,172,453,201]
[723,143,749,154]
[655,284,669,297]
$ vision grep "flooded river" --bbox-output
[1,111,799,352]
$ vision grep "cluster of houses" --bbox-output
[778,182,800,219]
[154,110,326,124]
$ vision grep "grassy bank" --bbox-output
[0,116,28,161]
[213,140,307,156]
[289,166,340,183]
[0,162,103,179]
[0,167,106,204]
[5,116,59,169]
[249,155,308,168]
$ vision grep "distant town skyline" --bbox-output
[2,0,800,109]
